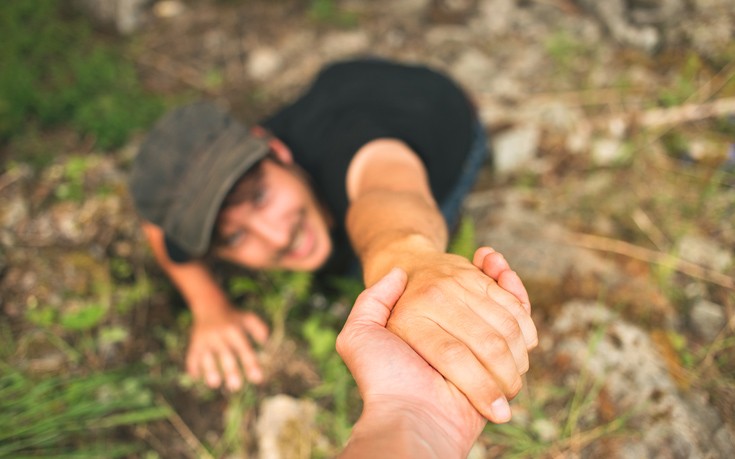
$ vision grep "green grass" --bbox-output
[0,367,170,458]
[0,0,164,152]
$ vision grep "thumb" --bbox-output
[345,267,408,328]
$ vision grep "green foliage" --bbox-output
[448,215,477,260]
[544,29,593,78]
[302,314,356,446]
[54,156,92,202]
[657,52,703,107]
[483,327,631,457]
[308,0,358,27]
[0,367,170,458]
[215,387,257,458]
[0,0,164,149]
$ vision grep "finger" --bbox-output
[481,253,531,313]
[216,346,243,391]
[396,319,517,423]
[474,249,532,315]
[225,327,263,384]
[337,268,407,362]
[241,313,270,345]
[479,251,511,280]
[201,351,222,388]
[186,347,201,379]
[480,282,538,350]
[472,246,497,268]
[435,300,530,376]
[346,267,407,328]
[496,269,531,314]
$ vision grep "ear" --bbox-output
[267,137,293,164]
[251,125,294,164]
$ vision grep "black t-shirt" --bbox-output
[260,58,476,275]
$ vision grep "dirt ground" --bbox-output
[2,0,735,457]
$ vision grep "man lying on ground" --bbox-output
[129,57,538,424]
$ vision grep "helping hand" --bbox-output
[337,267,486,456]
[386,247,538,423]
[186,307,269,391]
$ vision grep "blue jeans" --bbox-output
[439,121,490,231]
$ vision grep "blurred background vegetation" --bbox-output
[1,0,734,458]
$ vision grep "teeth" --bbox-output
[290,227,303,253]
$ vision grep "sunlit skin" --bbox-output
[213,155,333,272]
[140,134,538,420]
[337,247,529,458]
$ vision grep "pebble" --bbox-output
[689,299,727,341]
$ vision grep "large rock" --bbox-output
[72,0,150,35]
[552,301,735,458]
[256,395,317,459]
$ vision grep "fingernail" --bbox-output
[250,369,263,384]
[227,375,241,391]
[491,397,512,423]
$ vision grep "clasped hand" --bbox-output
[384,247,537,423]
[337,247,536,457]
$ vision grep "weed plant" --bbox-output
[0,0,163,152]
[0,367,170,458]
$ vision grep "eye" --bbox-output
[251,186,266,208]
[224,229,246,247]
[252,187,266,207]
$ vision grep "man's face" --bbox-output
[213,158,332,271]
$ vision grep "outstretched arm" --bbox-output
[345,139,538,423]
[338,247,529,458]
[141,221,269,390]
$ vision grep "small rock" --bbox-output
[319,30,370,59]
[475,0,517,36]
[531,418,559,443]
[72,0,149,35]
[153,0,185,19]
[492,125,540,174]
[714,426,735,458]
[247,48,284,82]
[257,395,317,459]
[591,138,626,165]
[689,299,726,341]
[451,47,496,93]
[677,234,733,272]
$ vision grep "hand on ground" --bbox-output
[186,309,269,391]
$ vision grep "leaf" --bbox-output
[59,303,107,331]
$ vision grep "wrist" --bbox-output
[345,397,473,459]
[187,292,235,322]
[360,233,442,286]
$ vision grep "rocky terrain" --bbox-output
[2,0,735,457]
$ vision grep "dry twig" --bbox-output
[156,395,215,459]
[636,97,735,129]
[563,232,735,290]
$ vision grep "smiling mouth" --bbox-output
[276,210,312,262]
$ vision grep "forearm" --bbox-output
[340,401,469,459]
[346,189,448,286]
[141,221,232,319]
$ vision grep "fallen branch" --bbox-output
[637,97,735,129]
[563,231,735,290]
[156,395,215,459]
